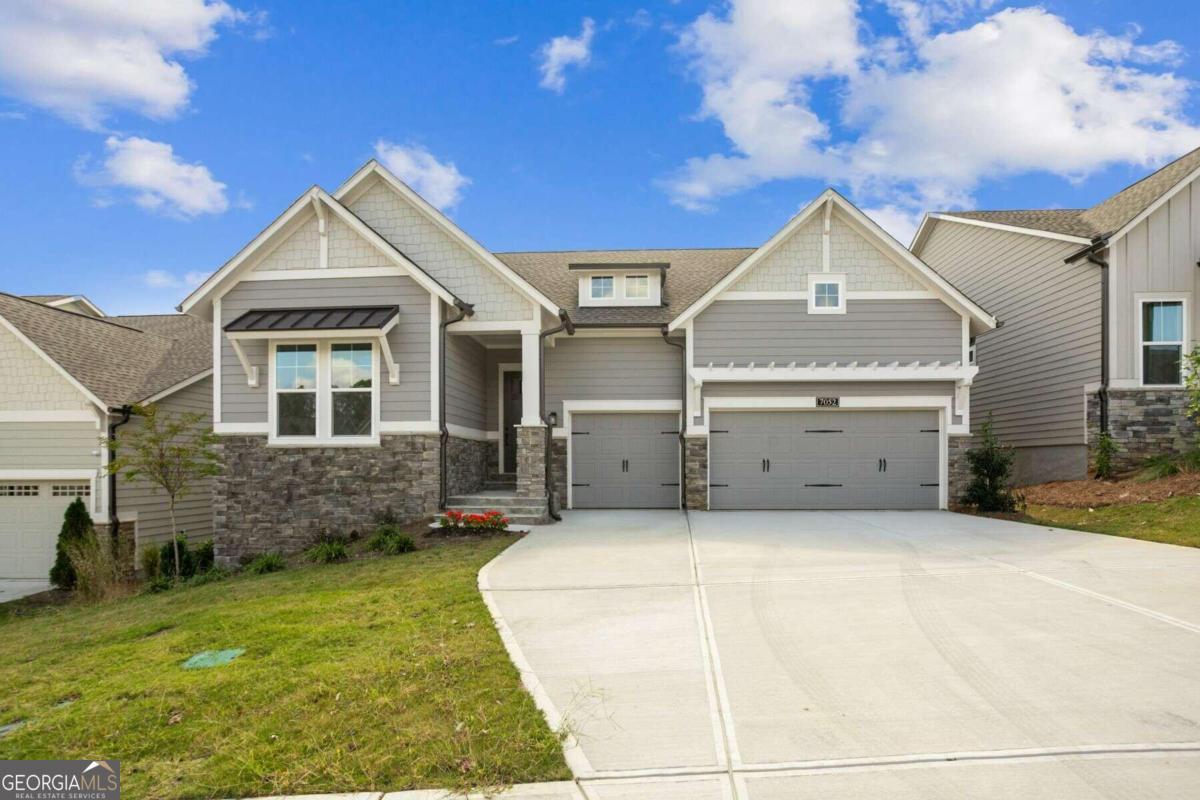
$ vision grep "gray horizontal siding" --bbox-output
[917,221,1099,448]
[0,421,99,470]
[116,377,214,548]
[545,336,683,420]
[219,276,431,424]
[444,334,486,430]
[693,300,962,366]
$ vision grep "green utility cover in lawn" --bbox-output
[182,649,245,669]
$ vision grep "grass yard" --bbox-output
[1021,496,1200,549]
[0,536,569,799]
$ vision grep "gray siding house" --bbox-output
[0,295,213,581]
[913,146,1200,483]
[179,162,994,564]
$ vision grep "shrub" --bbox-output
[66,532,128,602]
[1136,451,1200,482]
[50,498,95,590]
[143,575,173,594]
[245,552,285,575]
[160,536,196,580]
[1093,431,1117,479]
[962,415,1018,513]
[139,544,161,580]
[305,538,348,564]
[185,566,231,587]
[193,540,215,574]
[368,524,417,555]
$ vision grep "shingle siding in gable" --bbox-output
[916,219,1099,449]
[348,180,531,321]
[328,215,389,269]
[255,215,320,271]
[0,322,95,411]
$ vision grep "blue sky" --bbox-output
[0,0,1198,315]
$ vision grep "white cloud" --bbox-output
[142,269,206,289]
[80,136,229,218]
[494,35,519,47]
[538,18,596,93]
[374,140,471,210]
[666,1,1200,237]
[0,0,248,129]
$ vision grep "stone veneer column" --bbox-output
[684,436,708,511]
[514,425,548,500]
[1088,388,1194,474]
[946,434,973,508]
[549,436,568,511]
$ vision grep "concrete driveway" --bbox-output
[0,579,51,603]
[481,510,1200,799]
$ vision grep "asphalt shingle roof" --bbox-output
[942,209,1093,239]
[0,294,211,408]
[496,248,755,325]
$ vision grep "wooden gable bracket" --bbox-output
[310,195,329,269]
[229,338,259,388]
[378,331,400,385]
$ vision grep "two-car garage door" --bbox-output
[709,410,940,510]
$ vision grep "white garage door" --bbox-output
[0,481,92,579]
[709,410,940,510]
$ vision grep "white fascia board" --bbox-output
[46,296,106,317]
[138,369,214,405]
[561,399,683,413]
[1105,163,1200,246]
[0,311,108,413]
[913,213,1093,250]
[333,161,562,317]
[691,365,977,383]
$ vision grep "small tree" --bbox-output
[105,405,219,580]
[49,497,95,589]
[963,414,1017,513]
[1185,347,1200,426]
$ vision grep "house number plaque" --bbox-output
[816,397,840,407]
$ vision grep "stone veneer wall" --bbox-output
[549,437,567,511]
[515,425,547,499]
[1087,389,1195,474]
[947,434,972,507]
[684,437,709,511]
[446,437,488,497]
[212,434,440,565]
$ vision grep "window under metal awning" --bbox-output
[222,305,401,388]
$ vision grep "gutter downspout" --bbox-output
[660,327,687,509]
[107,405,133,539]
[439,299,475,510]
[1087,250,1111,435]
[540,310,575,520]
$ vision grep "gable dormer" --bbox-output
[571,263,666,308]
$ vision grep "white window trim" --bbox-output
[268,339,380,446]
[625,274,650,300]
[590,275,615,300]
[808,274,846,315]
[1136,294,1189,388]
[577,270,662,307]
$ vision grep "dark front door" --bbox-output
[502,371,522,472]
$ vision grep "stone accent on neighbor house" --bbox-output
[549,437,567,512]
[947,434,973,507]
[684,436,708,511]
[514,425,548,500]
[1087,388,1196,474]
[212,434,440,565]
[446,436,488,497]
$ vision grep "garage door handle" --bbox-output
[920,483,938,487]
[883,458,887,472]
[766,459,770,472]
[877,458,882,472]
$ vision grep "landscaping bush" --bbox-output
[962,415,1018,513]
[185,566,231,587]
[437,509,510,534]
[66,532,128,602]
[1093,431,1117,480]
[193,539,215,574]
[304,536,348,564]
[139,544,161,580]
[245,552,285,575]
[50,498,95,590]
[160,536,196,580]
[1137,450,1200,482]
[368,524,417,555]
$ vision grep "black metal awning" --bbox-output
[223,305,399,333]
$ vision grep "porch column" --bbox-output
[516,331,547,499]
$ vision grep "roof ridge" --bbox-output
[945,208,1086,214]
[0,291,143,332]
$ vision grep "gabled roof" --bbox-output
[667,189,996,334]
[0,294,211,409]
[497,248,754,326]
[915,144,1200,249]
[23,294,106,317]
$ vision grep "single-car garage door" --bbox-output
[571,413,680,509]
[709,410,939,510]
[0,481,93,579]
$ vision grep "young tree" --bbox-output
[49,497,95,589]
[962,414,1018,513]
[1185,347,1200,426]
[105,405,219,580]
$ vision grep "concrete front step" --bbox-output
[447,492,543,506]
[447,503,547,516]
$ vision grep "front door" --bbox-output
[502,371,522,472]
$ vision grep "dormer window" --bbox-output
[625,275,649,299]
[590,275,615,300]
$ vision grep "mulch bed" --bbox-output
[1021,472,1200,508]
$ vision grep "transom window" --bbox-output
[808,274,846,314]
[625,275,649,299]
[272,341,377,443]
[590,275,614,299]
[1140,299,1185,386]
[52,484,91,498]
[0,484,39,497]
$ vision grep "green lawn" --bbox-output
[1022,496,1200,548]
[0,537,568,799]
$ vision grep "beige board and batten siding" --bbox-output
[916,220,1100,453]
[444,333,487,431]
[544,336,683,422]
[693,300,962,366]
[348,178,533,322]
[218,276,431,424]
[1107,177,1200,382]
[115,376,213,548]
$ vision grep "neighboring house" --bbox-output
[179,161,994,564]
[912,146,1200,484]
[0,294,213,581]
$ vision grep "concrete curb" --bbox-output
[240,783,586,800]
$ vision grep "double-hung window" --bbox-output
[625,275,649,299]
[1140,299,1186,386]
[590,275,614,300]
[272,341,377,443]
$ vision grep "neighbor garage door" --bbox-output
[709,410,939,510]
[0,481,92,579]
[571,413,680,508]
